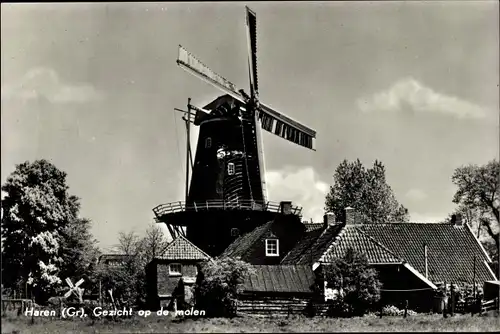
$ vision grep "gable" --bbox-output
[156,235,211,261]
[357,223,496,283]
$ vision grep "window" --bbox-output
[265,239,279,257]
[205,137,212,148]
[227,163,235,175]
[169,263,182,276]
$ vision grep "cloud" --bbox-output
[266,166,329,223]
[405,188,427,202]
[1,67,103,104]
[357,77,488,120]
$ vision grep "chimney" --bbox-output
[452,213,463,227]
[280,201,292,215]
[323,212,336,228]
[345,207,355,225]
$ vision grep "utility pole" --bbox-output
[185,98,192,204]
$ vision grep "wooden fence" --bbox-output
[1,299,35,315]
[481,299,497,313]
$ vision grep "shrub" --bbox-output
[322,248,382,317]
[194,257,254,317]
[382,305,417,316]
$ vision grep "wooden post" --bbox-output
[185,98,192,204]
[403,299,408,318]
[99,280,102,307]
[498,234,500,316]
[450,283,455,317]
[442,282,448,318]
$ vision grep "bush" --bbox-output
[194,257,254,317]
[322,248,382,317]
[382,305,417,316]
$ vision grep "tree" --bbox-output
[96,231,147,308]
[58,216,101,296]
[1,160,91,303]
[141,223,170,265]
[325,159,409,224]
[451,160,499,249]
[194,257,254,317]
[322,248,382,317]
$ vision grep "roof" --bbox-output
[319,225,402,264]
[221,221,273,259]
[155,235,211,261]
[280,228,324,264]
[98,254,131,263]
[304,223,324,232]
[356,223,496,284]
[242,265,315,294]
[281,224,344,265]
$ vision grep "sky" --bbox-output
[1,2,499,251]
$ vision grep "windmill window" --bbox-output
[205,137,212,148]
[169,263,182,276]
[227,163,235,175]
[265,239,279,257]
[231,228,240,237]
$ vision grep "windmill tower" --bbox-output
[153,7,316,256]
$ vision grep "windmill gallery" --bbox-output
[143,6,496,315]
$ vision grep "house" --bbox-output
[146,235,211,310]
[98,254,132,267]
[237,265,317,316]
[222,206,497,313]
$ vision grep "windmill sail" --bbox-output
[246,6,258,98]
[177,46,246,104]
[259,103,316,150]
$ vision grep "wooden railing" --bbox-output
[153,199,302,218]
[481,298,497,313]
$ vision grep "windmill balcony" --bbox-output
[153,199,302,219]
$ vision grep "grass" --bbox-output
[2,312,499,333]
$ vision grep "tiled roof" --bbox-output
[221,221,273,259]
[242,265,315,294]
[281,228,324,264]
[281,224,344,265]
[156,235,211,261]
[304,223,324,232]
[319,225,402,264]
[356,223,496,284]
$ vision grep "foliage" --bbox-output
[194,257,255,317]
[325,159,409,224]
[322,248,382,317]
[141,223,171,265]
[1,159,97,304]
[58,216,101,296]
[381,305,417,316]
[451,160,499,251]
[96,231,147,309]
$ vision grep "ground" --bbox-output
[1,313,499,333]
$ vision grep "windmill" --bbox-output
[64,278,85,304]
[153,7,316,256]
